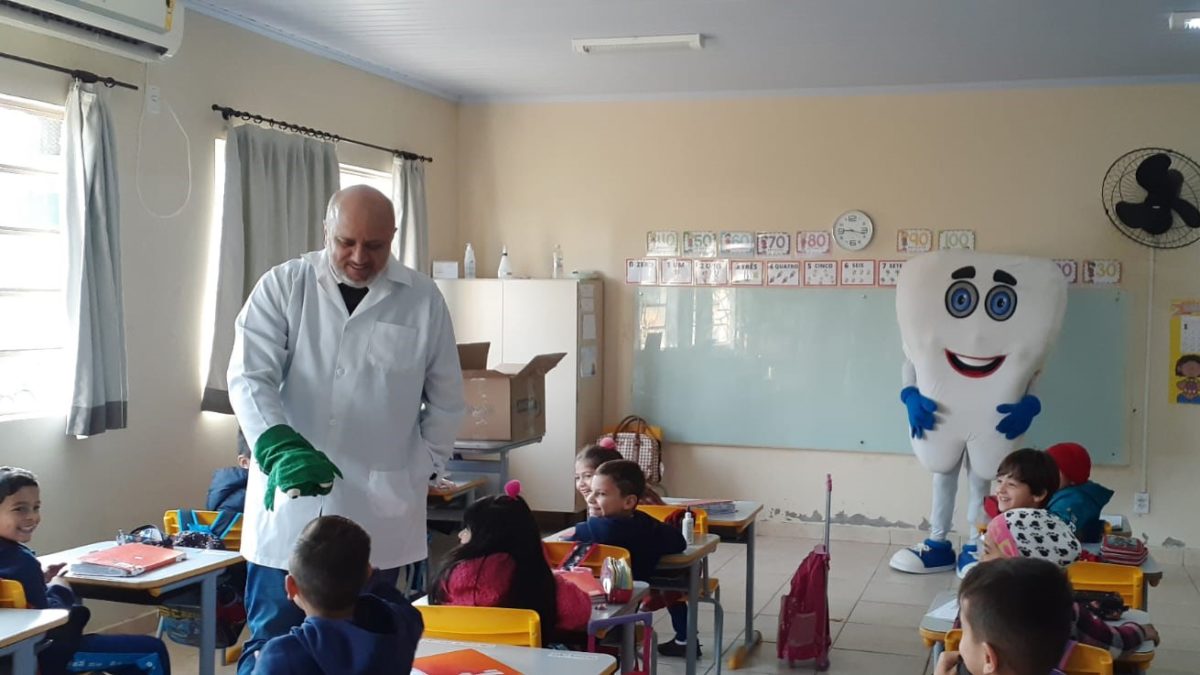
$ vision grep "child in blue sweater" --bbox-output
[205,430,251,513]
[252,515,423,675]
[569,460,693,657]
[0,466,170,675]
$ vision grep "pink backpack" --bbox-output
[777,475,832,670]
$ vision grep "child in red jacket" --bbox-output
[429,481,591,639]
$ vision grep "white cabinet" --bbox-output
[436,279,603,512]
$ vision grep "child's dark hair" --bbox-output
[959,557,1073,675]
[289,515,371,614]
[429,492,558,640]
[1176,354,1200,375]
[0,467,38,503]
[576,443,622,470]
[996,448,1059,504]
[596,460,646,500]
[236,430,251,459]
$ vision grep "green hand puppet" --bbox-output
[254,424,343,510]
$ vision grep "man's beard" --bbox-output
[326,238,375,289]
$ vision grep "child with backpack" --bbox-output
[0,466,172,675]
[429,481,592,638]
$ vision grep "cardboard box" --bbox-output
[457,343,566,442]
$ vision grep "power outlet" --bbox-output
[1133,491,1151,515]
[145,85,161,115]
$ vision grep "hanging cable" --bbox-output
[136,64,192,219]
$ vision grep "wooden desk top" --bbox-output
[657,534,720,569]
[428,477,487,501]
[0,608,69,650]
[40,542,243,592]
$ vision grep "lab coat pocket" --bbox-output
[366,469,416,518]
[367,321,420,371]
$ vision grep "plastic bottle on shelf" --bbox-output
[464,243,476,279]
[552,244,564,279]
[497,245,513,278]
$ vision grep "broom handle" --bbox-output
[824,474,832,552]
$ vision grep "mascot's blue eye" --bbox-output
[944,281,978,319]
[986,286,1017,321]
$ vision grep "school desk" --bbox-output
[665,498,765,669]
[653,533,722,675]
[414,638,618,674]
[39,541,243,675]
[0,608,68,675]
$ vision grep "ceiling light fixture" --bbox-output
[571,34,704,55]
[1168,11,1200,30]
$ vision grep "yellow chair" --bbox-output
[417,605,542,647]
[0,578,29,608]
[543,541,631,576]
[945,629,1113,675]
[162,509,243,552]
[1068,561,1144,610]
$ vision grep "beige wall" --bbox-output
[458,85,1200,550]
[0,13,456,624]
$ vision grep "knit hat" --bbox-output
[1046,442,1092,486]
[985,508,1081,567]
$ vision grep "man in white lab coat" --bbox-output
[227,185,464,674]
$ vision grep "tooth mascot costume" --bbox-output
[889,251,1067,575]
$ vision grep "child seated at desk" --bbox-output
[574,439,663,510]
[1045,443,1113,544]
[980,508,1160,656]
[206,429,251,513]
[0,466,172,675]
[429,481,591,638]
[569,460,693,658]
[936,557,1075,675]
[987,448,1061,516]
[253,515,423,675]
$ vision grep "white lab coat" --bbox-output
[228,250,464,570]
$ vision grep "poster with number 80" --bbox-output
[796,231,831,256]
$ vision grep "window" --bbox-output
[339,163,391,197]
[0,95,67,420]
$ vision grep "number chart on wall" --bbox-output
[632,287,1130,463]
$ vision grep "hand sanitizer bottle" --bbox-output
[497,245,513,278]
[682,509,695,545]
[464,243,476,279]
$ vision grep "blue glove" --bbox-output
[900,386,938,439]
[995,395,1041,440]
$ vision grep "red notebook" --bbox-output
[412,648,521,675]
[556,568,606,604]
[69,543,186,577]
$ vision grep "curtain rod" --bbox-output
[211,104,432,163]
[0,51,138,91]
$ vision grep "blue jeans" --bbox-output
[237,563,401,675]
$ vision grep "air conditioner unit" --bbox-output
[0,0,184,62]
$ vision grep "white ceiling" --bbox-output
[188,0,1200,102]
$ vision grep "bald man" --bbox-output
[227,186,463,673]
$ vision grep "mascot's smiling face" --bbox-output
[897,251,1067,387]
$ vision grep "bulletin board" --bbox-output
[631,287,1130,464]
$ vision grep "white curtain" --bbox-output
[202,125,340,413]
[63,81,127,437]
[392,157,429,273]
